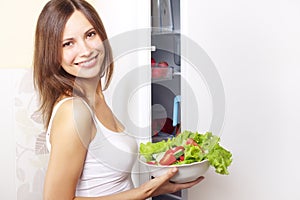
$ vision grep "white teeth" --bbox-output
[76,56,97,68]
[82,59,92,66]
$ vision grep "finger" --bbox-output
[155,167,178,183]
[178,176,205,189]
[165,167,178,179]
[194,176,205,183]
[187,176,205,185]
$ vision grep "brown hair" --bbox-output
[33,0,114,128]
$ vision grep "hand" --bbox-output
[139,167,205,198]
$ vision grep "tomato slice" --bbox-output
[147,161,157,165]
[186,138,199,146]
[159,152,177,165]
[179,155,185,161]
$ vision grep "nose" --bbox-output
[78,40,92,57]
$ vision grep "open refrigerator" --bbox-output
[150,0,186,199]
[96,0,215,199]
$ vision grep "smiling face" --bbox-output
[61,10,105,78]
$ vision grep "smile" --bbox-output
[75,55,98,68]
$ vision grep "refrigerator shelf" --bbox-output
[151,29,180,36]
[151,66,173,82]
[151,66,180,82]
[153,192,182,200]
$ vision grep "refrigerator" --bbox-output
[95,0,300,200]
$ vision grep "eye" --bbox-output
[87,31,96,38]
[62,41,73,47]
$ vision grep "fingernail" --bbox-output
[172,167,178,173]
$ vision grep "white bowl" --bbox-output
[139,157,210,183]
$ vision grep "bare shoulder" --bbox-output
[50,97,95,149]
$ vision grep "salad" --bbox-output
[139,131,233,175]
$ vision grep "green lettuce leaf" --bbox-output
[206,143,232,175]
[193,132,219,152]
[176,145,205,165]
[194,131,232,175]
[170,130,196,146]
[139,139,171,162]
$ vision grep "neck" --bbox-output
[75,77,104,106]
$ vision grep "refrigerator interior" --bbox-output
[150,0,186,199]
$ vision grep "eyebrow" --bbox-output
[62,27,95,42]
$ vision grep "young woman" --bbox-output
[33,0,204,199]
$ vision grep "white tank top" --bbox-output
[46,97,138,197]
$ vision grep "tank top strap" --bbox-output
[46,97,95,151]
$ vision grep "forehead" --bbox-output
[63,10,93,38]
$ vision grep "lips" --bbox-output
[75,55,98,68]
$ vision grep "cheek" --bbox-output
[60,50,79,76]
[62,51,75,65]
[97,43,106,61]
[94,37,105,53]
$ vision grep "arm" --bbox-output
[43,98,94,200]
[43,99,204,200]
[75,170,204,200]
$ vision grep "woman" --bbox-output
[33,0,204,199]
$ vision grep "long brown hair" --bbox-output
[33,0,114,128]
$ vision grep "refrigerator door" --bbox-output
[181,1,300,200]
[95,0,152,187]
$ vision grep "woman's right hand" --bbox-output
[138,167,205,199]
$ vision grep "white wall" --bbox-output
[0,0,47,198]
[183,1,300,200]
[0,69,18,199]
